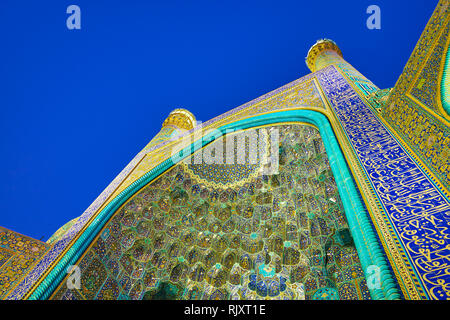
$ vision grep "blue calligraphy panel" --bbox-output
[317,66,450,300]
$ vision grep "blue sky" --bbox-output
[0,0,438,240]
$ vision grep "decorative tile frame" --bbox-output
[317,66,450,300]
[25,108,400,300]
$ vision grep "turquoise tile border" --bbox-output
[28,109,400,300]
[441,42,450,115]
[318,66,450,299]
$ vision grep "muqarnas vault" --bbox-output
[1,0,449,300]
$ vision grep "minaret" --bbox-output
[306,39,380,98]
[142,108,197,151]
[306,39,344,73]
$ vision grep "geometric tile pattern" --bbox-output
[50,124,370,300]
[3,68,325,300]
[0,227,50,299]
[384,1,450,191]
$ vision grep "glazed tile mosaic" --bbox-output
[0,227,50,299]
[317,65,450,299]
[50,125,370,300]
[2,66,326,300]
[384,2,449,191]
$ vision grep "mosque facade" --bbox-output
[0,0,449,300]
